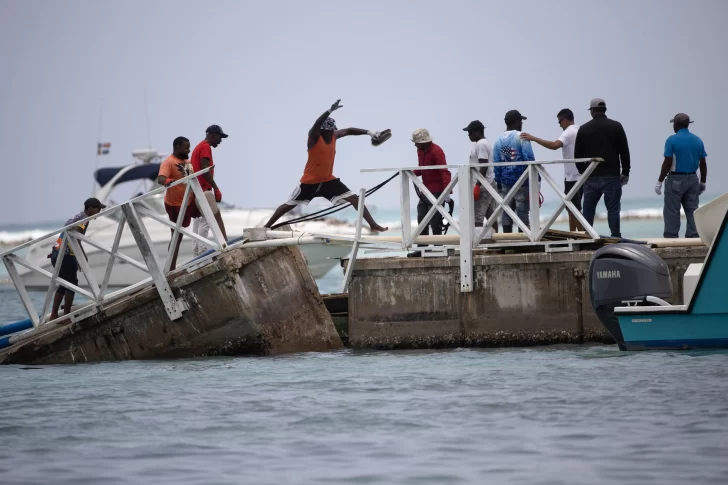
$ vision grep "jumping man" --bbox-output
[264,100,388,232]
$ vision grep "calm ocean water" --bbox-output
[1,332,728,484]
[2,201,726,484]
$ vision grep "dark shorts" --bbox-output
[286,178,355,206]
[165,202,193,227]
[564,180,583,212]
[50,250,78,296]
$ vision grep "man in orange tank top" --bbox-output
[264,100,388,232]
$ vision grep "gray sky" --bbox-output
[1,0,726,225]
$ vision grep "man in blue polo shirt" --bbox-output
[654,113,708,238]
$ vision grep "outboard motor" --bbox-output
[589,243,672,349]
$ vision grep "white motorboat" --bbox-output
[19,149,356,288]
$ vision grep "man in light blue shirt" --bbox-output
[654,113,708,238]
[492,110,535,232]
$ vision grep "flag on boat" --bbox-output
[97,142,111,155]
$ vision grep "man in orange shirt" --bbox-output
[264,99,388,232]
[157,136,194,270]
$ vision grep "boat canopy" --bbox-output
[95,163,161,188]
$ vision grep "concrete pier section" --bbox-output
[0,245,342,365]
[346,246,707,349]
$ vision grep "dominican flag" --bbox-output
[97,142,111,155]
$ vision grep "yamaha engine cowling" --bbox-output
[589,243,672,348]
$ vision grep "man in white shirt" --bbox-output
[464,120,497,240]
[521,109,583,232]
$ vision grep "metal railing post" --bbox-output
[37,234,68,326]
[528,164,541,242]
[400,170,412,249]
[100,214,127,295]
[121,203,185,320]
[164,183,192,274]
[66,233,101,301]
[188,177,226,250]
[457,166,473,292]
[3,256,39,328]
[342,188,366,293]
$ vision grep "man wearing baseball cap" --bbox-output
[464,120,497,238]
[573,98,631,238]
[190,124,229,256]
[492,110,535,233]
[655,113,708,238]
[48,197,106,321]
[264,99,388,232]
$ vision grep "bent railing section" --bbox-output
[1,167,224,333]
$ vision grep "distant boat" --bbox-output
[589,194,728,350]
[19,149,356,288]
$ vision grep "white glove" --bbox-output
[654,181,662,195]
[620,174,629,186]
[367,130,380,140]
[700,183,707,194]
[443,194,452,204]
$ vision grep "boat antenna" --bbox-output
[144,87,152,148]
[91,98,104,195]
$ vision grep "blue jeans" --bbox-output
[663,173,700,238]
[582,176,622,237]
[500,184,529,230]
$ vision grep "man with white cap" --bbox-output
[264,99,388,232]
[411,128,451,244]
[574,98,631,238]
[655,113,707,238]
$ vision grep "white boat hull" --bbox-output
[18,208,354,289]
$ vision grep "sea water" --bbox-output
[1,309,727,485]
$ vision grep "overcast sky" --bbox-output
[1,0,726,225]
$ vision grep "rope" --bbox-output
[270,172,400,230]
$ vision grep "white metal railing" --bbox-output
[1,167,226,331]
[360,158,603,292]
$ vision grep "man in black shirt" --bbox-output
[574,98,631,238]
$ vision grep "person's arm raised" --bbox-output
[308,99,343,149]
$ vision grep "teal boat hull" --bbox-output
[617,313,728,350]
